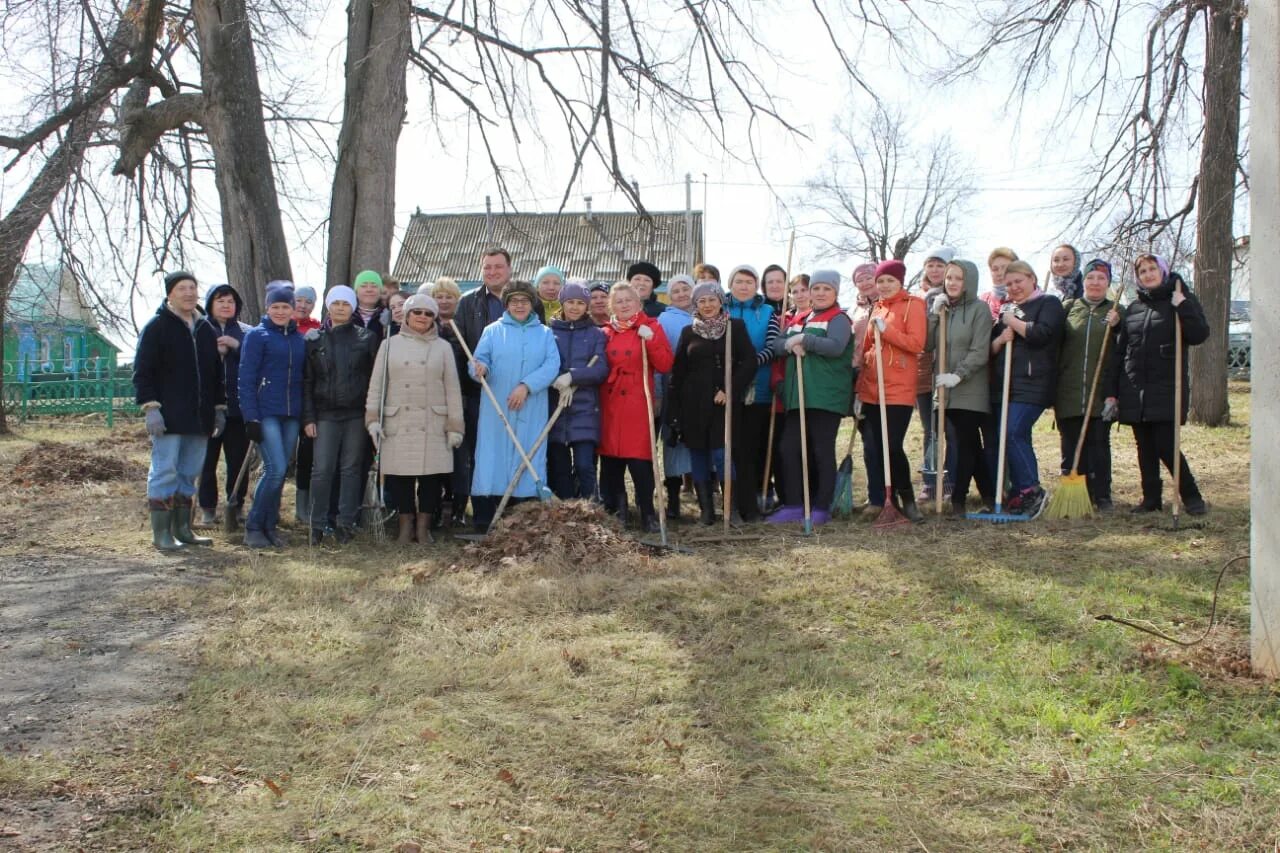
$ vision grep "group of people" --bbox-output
[133,242,1210,551]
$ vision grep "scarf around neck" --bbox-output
[610,313,639,333]
[692,310,729,341]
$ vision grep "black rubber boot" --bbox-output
[171,496,213,546]
[664,477,682,521]
[695,481,716,526]
[640,513,661,535]
[895,488,925,524]
[149,499,186,552]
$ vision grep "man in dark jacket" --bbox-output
[198,284,252,526]
[133,271,226,550]
[302,285,376,544]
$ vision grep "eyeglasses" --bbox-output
[408,309,435,317]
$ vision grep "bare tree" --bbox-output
[798,107,975,263]
[946,0,1247,425]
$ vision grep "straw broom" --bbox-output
[1046,308,1114,519]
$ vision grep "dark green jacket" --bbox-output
[1055,296,1118,419]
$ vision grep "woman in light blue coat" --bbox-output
[467,281,561,531]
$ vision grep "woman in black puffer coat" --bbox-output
[1104,254,1210,514]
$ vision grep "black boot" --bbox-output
[640,512,661,534]
[895,488,925,524]
[694,481,716,526]
[664,477,682,521]
[615,502,631,528]
[149,499,186,551]
[171,496,213,546]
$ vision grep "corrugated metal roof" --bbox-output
[392,210,703,287]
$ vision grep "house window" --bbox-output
[65,337,76,372]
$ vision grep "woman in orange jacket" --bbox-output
[855,259,927,522]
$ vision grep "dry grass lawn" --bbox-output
[1,384,1276,851]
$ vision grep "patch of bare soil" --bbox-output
[8,441,145,487]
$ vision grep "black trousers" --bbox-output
[385,473,445,515]
[199,415,249,509]
[1131,421,1201,504]
[1058,416,1113,503]
[946,408,994,508]
[779,408,841,511]
[732,403,772,520]
[858,415,877,504]
[600,455,656,518]
[863,403,914,505]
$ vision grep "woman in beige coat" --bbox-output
[366,293,464,544]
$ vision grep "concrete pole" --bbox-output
[1250,0,1279,677]
[685,172,693,273]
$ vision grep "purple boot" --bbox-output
[765,505,805,524]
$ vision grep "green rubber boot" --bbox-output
[149,499,186,552]
[171,496,213,546]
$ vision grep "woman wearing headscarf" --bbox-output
[547,282,609,501]
[989,260,1066,518]
[198,284,251,527]
[466,281,561,532]
[365,293,464,544]
[1105,254,1210,514]
[666,282,754,525]
[855,260,927,522]
[768,269,855,525]
[535,265,565,319]
[431,276,470,527]
[725,264,780,522]
[1047,244,1085,301]
[926,260,994,513]
[599,282,674,532]
[657,274,696,518]
[915,247,955,501]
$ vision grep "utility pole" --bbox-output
[684,172,693,273]
[1251,0,1279,678]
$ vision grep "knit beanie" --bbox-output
[534,265,565,287]
[325,285,357,308]
[501,280,538,307]
[1083,259,1113,282]
[559,283,590,304]
[809,269,841,289]
[691,281,725,306]
[265,282,296,307]
[727,264,759,286]
[873,260,907,285]
[164,270,196,294]
[294,285,317,302]
[923,246,956,265]
[852,263,877,282]
[667,273,694,291]
[403,293,439,316]
[588,280,611,295]
[625,261,662,289]
[353,269,383,289]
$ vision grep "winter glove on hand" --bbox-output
[378,308,392,328]
[553,372,573,391]
[245,421,264,444]
[557,386,575,408]
[367,422,383,449]
[931,298,948,316]
[785,335,806,354]
[872,316,887,333]
[935,373,961,389]
[304,328,321,342]
[144,407,166,438]
[636,324,654,341]
[999,303,1020,321]
[1101,398,1119,422]
[212,408,227,437]
[447,431,463,450]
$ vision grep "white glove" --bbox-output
[930,298,947,316]
[935,373,961,389]
[367,422,383,449]
[1101,398,1119,422]
[553,372,573,391]
[785,335,806,354]
[447,431,463,449]
[379,308,392,327]
[637,324,654,340]
[999,302,1019,319]
[304,328,321,342]
[872,316,887,333]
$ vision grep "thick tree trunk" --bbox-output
[326,0,410,290]
[1190,0,1244,426]
[191,0,292,320]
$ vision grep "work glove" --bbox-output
[304,328,321,342]
[999,303,1022,321]
[637,324,654,341]
[872,316,887,333]
[1101,397,1119,422]
[367,421,383,449]
[935,373,961,389]
[931,298,948,316]
[212,408,227,438]
[553,372,573,391]
[144,407,166,437]
[785,335,806,354]
[557,386,575,408]
[245,420,264,444]
[447,431,463,450]
[379,308,392,328]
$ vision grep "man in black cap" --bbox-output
[133,271,226,551]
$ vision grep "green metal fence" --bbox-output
[1,375,135,426]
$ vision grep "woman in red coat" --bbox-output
[600,282,674,532]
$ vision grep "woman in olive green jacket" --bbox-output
[1054,259,1120,510]
[926,259,994,512]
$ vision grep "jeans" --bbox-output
[1003,403,1044,494]
[916,391,936,477]
[309,416,367,528]
[148,433,208,500]
[548,440,598,500]
[246,416,300,533]
[199,416,249,508]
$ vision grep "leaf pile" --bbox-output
[456,499,639,571]
[9,440,146,486]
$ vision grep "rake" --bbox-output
[224,441,258,533]
[639,337,693,553]
[871,325,910,532]
[966,339,1030,523]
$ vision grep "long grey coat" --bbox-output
[365,325,464,476]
